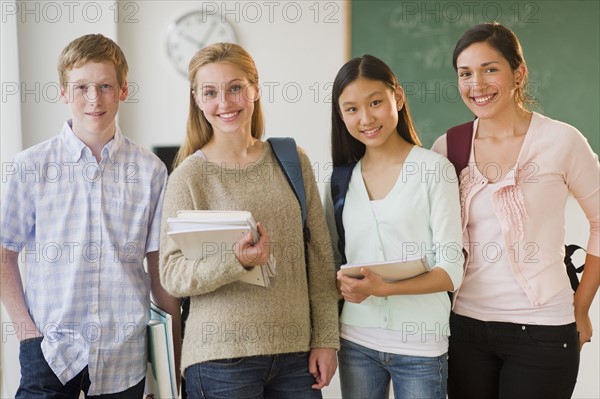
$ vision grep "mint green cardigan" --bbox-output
[325,146,464,334]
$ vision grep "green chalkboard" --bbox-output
[351,1,599,152]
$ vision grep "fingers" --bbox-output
[339,281,367,303]
[238,231,254,247]
[336,270,358,286]
[308,352,324,389]
[337,276,358,302]
[255,222,268,239]
[337,270,367,301]
[579,333,592,350]
[256,223,271,259]
[235,222,271,267]
[312,377,327,389]
[308,353,318,380]
[234,233,253,266]
[309,349,337,389]
[310,360,327,390]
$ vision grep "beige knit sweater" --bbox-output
[159,143,340,373]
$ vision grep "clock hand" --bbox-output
[200,20,218,46]
[178,30,204,48]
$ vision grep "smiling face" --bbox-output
[192,61,258,138]
[456,41,525,120]
[337,77,404,149]
[61,61,127,145]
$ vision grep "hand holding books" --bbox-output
[167,210,276,287]
[234,222,271,269]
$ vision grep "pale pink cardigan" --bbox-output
[433,112,599,307]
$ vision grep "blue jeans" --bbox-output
[338,338,448,399]
[184,352,322,399]
[16,337,145,399]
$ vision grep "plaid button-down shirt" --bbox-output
[1,120,167,394]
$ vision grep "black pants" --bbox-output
[448,313,579,399]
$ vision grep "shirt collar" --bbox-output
[60,119,124,162]
[103,127,124,162]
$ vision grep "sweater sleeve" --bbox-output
[427,154,465,291]
[563,128,600,256]
[298,148,340,349]
[159,161,253,297]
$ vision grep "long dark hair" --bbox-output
[331,55,421,166]
[452,22,531,107]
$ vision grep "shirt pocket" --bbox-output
[105,193,150,263]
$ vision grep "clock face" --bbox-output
[166,11,237,77]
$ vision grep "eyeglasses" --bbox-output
[66,82,118,99]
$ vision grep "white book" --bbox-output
[167,220,242,233]
[176,210,258,238]
[340,256,429,281]
[176,210,254,222]
[171,210,260,245]
[167,226,252,259]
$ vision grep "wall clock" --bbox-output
[166,10,238,77]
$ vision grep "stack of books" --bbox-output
[167,210,276,287]
[145,303,177,398]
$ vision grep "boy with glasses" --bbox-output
[1,33,180,398]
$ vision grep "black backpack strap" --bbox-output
[330,162,357,266]
[564,244,585,291]
[446,121,474,178]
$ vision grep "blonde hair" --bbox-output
[173,43,264,169]
[57,34,128,87]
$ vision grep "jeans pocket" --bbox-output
[18,336,49,381]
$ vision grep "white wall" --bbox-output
[116,1,346,192]
[565,197,600,399]
[12,1,117,148]
[1,1,598,398]
[1,3,23,395]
